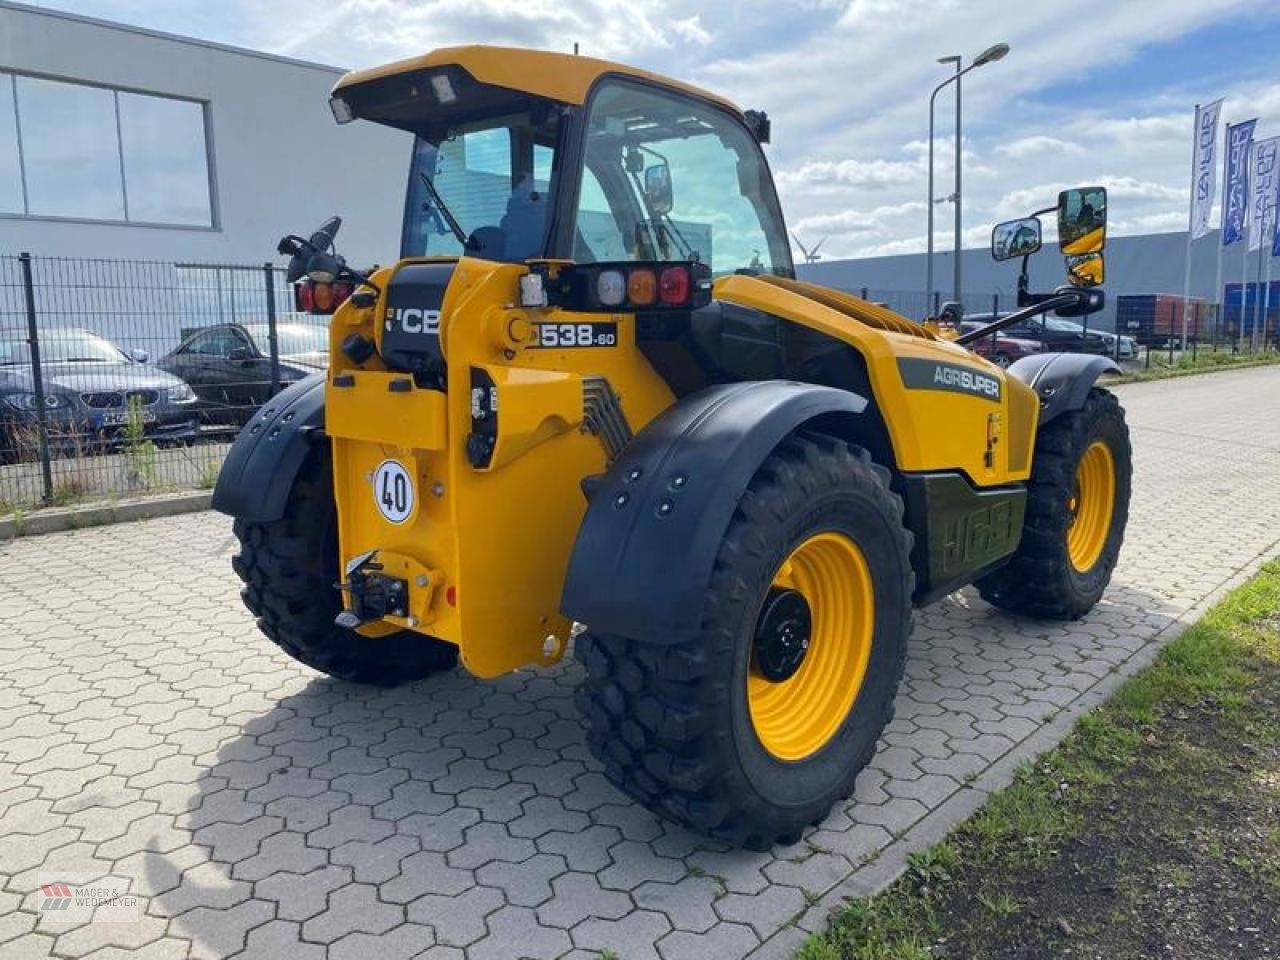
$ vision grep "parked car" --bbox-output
[957,320,1043,367]
[159,321,328,425]
[0,327,200,461]
[965,312,1111,355]
[1052,318,1137,359]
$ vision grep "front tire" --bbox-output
[575,435,914,848]
[231,445,457,686]
[978,388,1131,619]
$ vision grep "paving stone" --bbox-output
[571,909,672,960]
[173,899,274,960]
[474,852,567,907]
[232,830,327,881]
[234,920,326,960]
[406,886,505,947]
[328,923,437,960]
[535,872,634,928]
[714,885,808,940]
[598,841,686,891]
[255,865,352,921]
[656,920,760,960]
[152,861,251,916]
[633,876,723,932]
[381,850,474,902]
[0,371,1276,960]
[300,882,402,944]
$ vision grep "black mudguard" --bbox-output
[1007,352,1121,425]
[211,371,326,523]
[561,380,868,646]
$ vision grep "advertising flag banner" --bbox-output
[1223,119,1257,246]
[1249,137,1279,252]
[1191,99,1223,240]
[1273,164,1280,257]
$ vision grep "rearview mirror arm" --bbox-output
[953,292,1083,346]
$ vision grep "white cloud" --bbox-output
[995,136,1085,159]
[31,0,1280,262]
[776,158,922,191]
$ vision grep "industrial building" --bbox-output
[797,228,1274,335]
[0,0,408,266]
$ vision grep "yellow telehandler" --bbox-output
[214,46,1129,848]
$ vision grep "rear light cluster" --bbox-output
[294,279,354,315]
[539,261,712,313]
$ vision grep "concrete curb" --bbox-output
[0,490,212,540]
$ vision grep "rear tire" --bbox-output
[231,445,457,686]
[575,435,914,848]
[978,387,1130,619]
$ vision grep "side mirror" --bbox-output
[1065,252,1105,288]
[228,346,251,362]
[127,347,149,364]
[991,217,1042,261]
[1058,186,1107,255]
[644,162,673,216]
[308,216,342,251]
[1053,286,1106,318]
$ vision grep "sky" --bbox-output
[29,0,1280,262]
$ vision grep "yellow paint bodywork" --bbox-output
[714,275,1040,483]
[332,45,741,117]
[323,260,1039,677]
[325,257,675,678]
[1062,225,1106,256]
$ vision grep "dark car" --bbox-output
[957,320,1043,367]
[965,312,1110,355]
[0,327,200,461]
[159,321,328,425]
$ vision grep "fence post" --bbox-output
[18,253,54,506]
[263,262,281,396]
[932,291,940,318]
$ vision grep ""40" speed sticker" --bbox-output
[532,322,618,349]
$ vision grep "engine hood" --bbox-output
[0,361,186,395]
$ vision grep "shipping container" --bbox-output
[1116,294,1211,345]
[1222,282,1280,340]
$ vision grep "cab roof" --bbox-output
[332,44,742,117]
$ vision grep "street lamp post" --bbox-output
[925,42,1010,314]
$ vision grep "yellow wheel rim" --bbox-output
[1066,440,1116,573]
[747,532,874,762]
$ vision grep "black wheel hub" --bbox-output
[753,588,813,683]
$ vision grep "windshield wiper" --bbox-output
[418,172,471,249]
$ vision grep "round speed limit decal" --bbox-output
[372,459,415,524]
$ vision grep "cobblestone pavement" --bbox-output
[2,367,1278,960]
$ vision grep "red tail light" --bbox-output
[659,266,690,305]
[294,279,353,315]
[537,261,712,313]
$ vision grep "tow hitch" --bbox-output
[334,550,409,627]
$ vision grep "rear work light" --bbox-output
[294,278,354,315]
[537,261,712,313]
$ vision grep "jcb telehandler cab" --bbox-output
[214,46,1130,848]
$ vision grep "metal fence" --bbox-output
[0,253,313,515]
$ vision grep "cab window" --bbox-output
[402,109,561,263]
[571,80,792,277]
